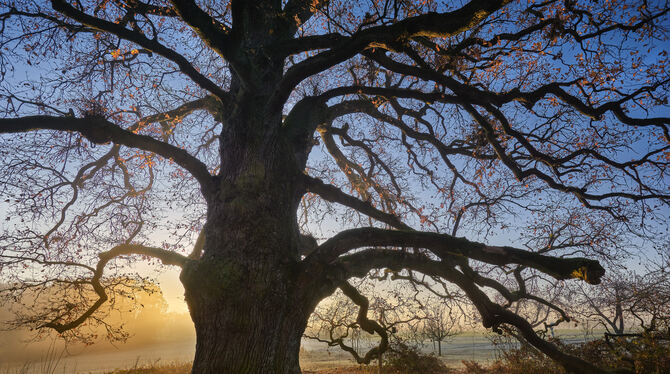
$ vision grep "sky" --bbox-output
[0,0,668,352]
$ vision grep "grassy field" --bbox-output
[1,334,495,374]
[97,363,434,374]
[2,331,601,374]
[98,362,191,374]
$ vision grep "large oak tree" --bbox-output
[0,0,668,373]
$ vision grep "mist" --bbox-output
[0,285,195,365]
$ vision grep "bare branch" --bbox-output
[42,243,186,333]
[303,174,410,230]
[329,249,613,374]
[268,0,510,111]
[169,0,232,60]
[50,0,230,100]
[311,228,605,284]
[0,115,214,192]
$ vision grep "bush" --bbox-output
[461,333,670,374]
[563,333,670,374]
[460,344,564,374]
[383,342,451,374]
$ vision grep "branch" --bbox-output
[311,227,605,284]
[282,0,330,36]
[328,249,616,374]
[303,174,410,230]
[268,0,509,112]
[188,230,205,259]
[338,281,389,364]
[50,0,230,101]
[169,0,232,60]
[123,0,178,17]
[42,243,186,333]
[0,115,214,192]
[356,50,669,210]
[137,95,222,126]
[462,103,669,212]
[365,48,669,142]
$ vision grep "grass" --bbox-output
[98,363,378,374]
[2,340,68,374]
[10,333,668,374]
[100,363,385,374]
[102,362,192,374]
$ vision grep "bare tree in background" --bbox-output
[422,299,461,357]
[304,281,426,365]
[570,261,670,338]
[0,0,669,373]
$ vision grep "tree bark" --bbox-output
[177,136,315,373]
[181,259,309,374]
[176,72,324,371]
[179,192,322,374]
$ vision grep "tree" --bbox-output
[0,279,187,356]
[570,263,670,337]
[305,280,427,367]
[0,0,668,373]
[423,300,461,357]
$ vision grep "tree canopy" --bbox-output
[0,0,668,373]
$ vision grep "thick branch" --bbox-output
[169,0,232,60]
[311,227,604,284]
[124,0,178,17]
[329,249,615,374]
[338,281,389,364]
[282,0,329,36]
[268,0,509,112]
[303,174,409,230]
[0,115,214,192]
[138,95,223,125]
[188,231,205,259]
[365,49,669,141]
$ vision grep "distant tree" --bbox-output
[304,282,425,366]
[570,265,670,337]
[423,300,461,356]
[0,1,668,373]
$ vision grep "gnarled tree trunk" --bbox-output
[181,259,313,374]
[179,169,320,373]
[177,65,327,371]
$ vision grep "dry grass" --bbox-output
[104,363,379,374]
[102,362,191,374]
[303,367,379,374]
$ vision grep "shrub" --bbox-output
[461,333,670,374]
[564,333,670,374]
[383,342,451,374]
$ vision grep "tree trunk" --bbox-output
[172,24,327,369]
[180,252,321,374]
[177,116,325,373]
[184,287,303,373]
[438,339,442,356]
[378,351,383,374]
[178,167,317,374]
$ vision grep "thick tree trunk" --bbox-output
[181,259,310,373]
[172,20,327,368]
[177,111,323,372]
[179,162,316,374]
